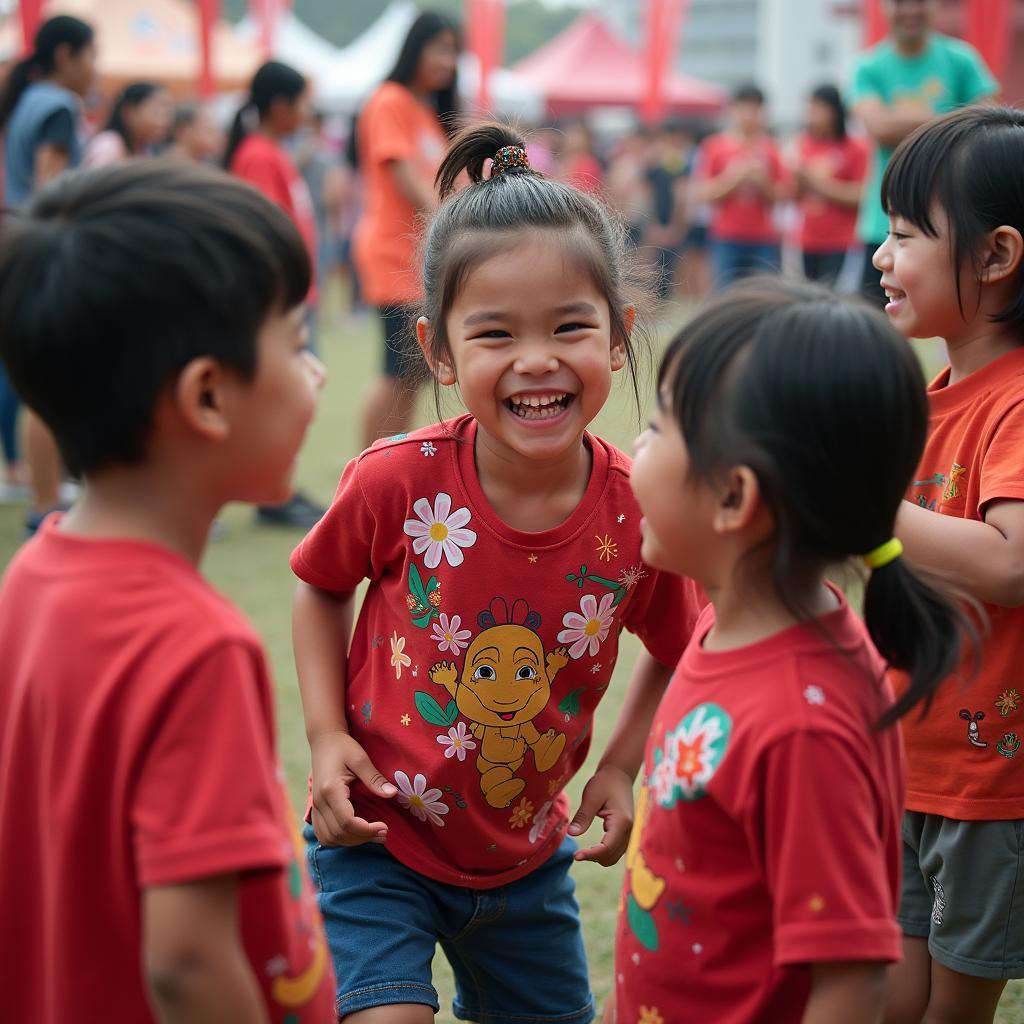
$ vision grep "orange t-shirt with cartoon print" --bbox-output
[290,416,704,889]
[352,81,447,306]
[898,346,1024,819]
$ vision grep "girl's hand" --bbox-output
[309,730,397,847]
[567,764,635,866]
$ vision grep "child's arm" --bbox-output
[293,582,397,845]
[569,648,673,866]
[143,876,268,1024]
[897,498,1024,606]
[802,962,886,1024]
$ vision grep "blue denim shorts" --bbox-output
[304,827,594,1023]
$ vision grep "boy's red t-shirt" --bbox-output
[0,521,335,1024]
[231,132,318,304]
[616,596,904,1024]
[698,132,786,243]
[795,133,867,253]
[291,417,704,889]
[897,346,1024,819]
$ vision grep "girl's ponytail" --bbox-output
[222,102,255,170]
[0,56,41,130]
[435,122,532,201]
[865,555,977,727]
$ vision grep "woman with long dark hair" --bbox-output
[226,60,325,530]
[793,84,867,285]
[0,15,96,530]
[83,81,174,167]
[354,10,459,448]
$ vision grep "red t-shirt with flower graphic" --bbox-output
[615,595,904,1024]
[291,416,703,889]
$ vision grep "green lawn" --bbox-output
[0,287,1020,1022]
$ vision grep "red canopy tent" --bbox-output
[512,12,723,118]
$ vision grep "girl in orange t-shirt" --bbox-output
[354,11,459,449]
[874,106,1024,1023]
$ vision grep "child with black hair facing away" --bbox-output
[613,280,967,1024]
[872,106,1024,1024]
[290,123,703,1023]
[0,162,333,1024]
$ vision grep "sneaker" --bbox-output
[255,490,325,529]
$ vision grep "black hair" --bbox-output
[224,60,306,169]
[810,83,846,140]
[881,104,1024,334]
[732,83,765,106]
[422,121,649,414]
[660,279,971,725]
[0,16,94,130]
[385,10,461,138]
[104,81,165,151]
[0,161,310,477]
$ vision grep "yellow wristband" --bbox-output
[863,538,903,570]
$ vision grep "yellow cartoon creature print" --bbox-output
[429,598,567,808]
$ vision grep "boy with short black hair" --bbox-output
[0,161,334,1023]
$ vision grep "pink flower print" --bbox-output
[436,721,478,762]
[403,493,477,569]
[431,613,472,656]
[394,770,449,827]
[557,592,616,660]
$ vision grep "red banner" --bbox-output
[196,0,219,98]
[249,0,281,58]
[20,0,44,56]
[965,0,1011,86]
[863,0,887,45]
[642,0,688,125]
[466,0,506,112]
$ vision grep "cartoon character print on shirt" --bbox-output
[428,598,568,808]
[942,462,967,502]
[959,708,987,748]
[623,784,667,952]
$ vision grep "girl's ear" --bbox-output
[416,316,456,386]
[712,466,767,537]
[980,225,1024,284]
[611,305,635,372]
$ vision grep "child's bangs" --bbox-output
[880,129,952,237]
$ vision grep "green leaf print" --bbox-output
[558,688,586,719]
[414,691,459,726]
[565,565,628,607]
[627,893,659,951]
[407,564,441,628]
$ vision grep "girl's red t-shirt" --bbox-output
[616,596,903,1024]
[795,133,868,253]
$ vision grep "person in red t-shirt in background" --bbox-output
[0,162,333,1024]
[614,280,969,1024]
[227,60,325,530]
[793,84,867,286]
[697,83,788,289]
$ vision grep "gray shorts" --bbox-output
[899,810,1024,979]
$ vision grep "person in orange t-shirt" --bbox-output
[354,11,458,449]
[875,107,1024,1023]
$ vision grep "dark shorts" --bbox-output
[709,239,781,289]
[859,241,888,310]
[802,250,847,286]
[305,828,595,1022]
[899,810,1024,979]
[379,304,426,382]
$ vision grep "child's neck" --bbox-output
[59,465,219,565]
[944,319,1021,385]
[473,428,592,533]
[702,570,838,653]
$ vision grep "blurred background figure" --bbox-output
[166,101,224,164]
[696,84,787,289]
[644,120,694,300]
[556,118,603,194]
[606,126,652,249]
[226,59,325,530]
[792,84,866,286]
[83,81,174,167]
[0,15,96,531]
[353,10,459,449]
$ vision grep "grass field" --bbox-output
[0,286,1020,1022]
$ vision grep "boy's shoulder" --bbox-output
[351,416,471,492]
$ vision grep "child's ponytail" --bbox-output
[435,122,533,200]
[864,551,976,726]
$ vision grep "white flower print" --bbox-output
[390,631,411,679]
[431,613,472,656]
[649,755,676,807]
[803,685,826,706]
[421,441,438,457]
[529,799,555,844]
[557,592,616,660]
[394,770,449,827]
[403,493,477,569]
[436,721,478,762]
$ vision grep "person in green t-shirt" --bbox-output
[848,0,995,307]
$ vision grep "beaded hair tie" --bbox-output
[492,144,530,176]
